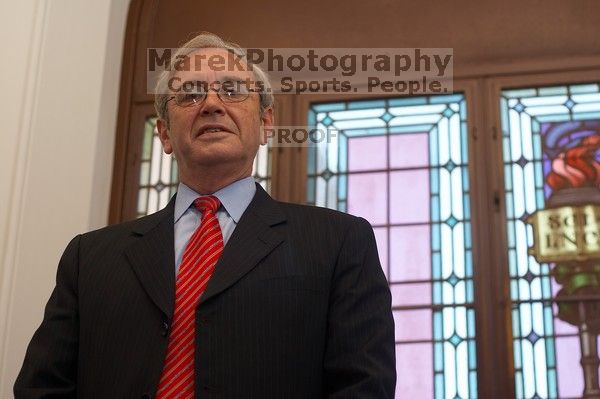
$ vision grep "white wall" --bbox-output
[0,0,130,395]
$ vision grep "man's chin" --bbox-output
[194,130,232,140]
[190,150,246,167]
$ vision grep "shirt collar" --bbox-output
[174,176,257,224]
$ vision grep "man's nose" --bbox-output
[199,90,226,116]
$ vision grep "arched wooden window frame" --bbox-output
[109,1,600,397]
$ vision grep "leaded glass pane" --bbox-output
[136,117,271,217]
[307,95,476,398]
[500,83,600,399]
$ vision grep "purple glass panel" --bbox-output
[389,133,429,169]
[373,227,389,280]
[390,169,430,224]
[347,172,388,225]
[390,225,431,282]
[552,303,578,335]
[348,135,387,172]
[394,309,433,341]
[396,343,433,399]
[556,336,583,398]
[391,283,432,307]
[551,276,560,297]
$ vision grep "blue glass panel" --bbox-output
[338,134,348,173]
[337,174,347,201]
[469,370,478,399]
[468,310,476,340]
[433,278,442,304]
[466,280,473,303]
[434,311,443,341]
[504,164,513,191]
[307,177,315,203]
[572,111,600,121]
[462,166,470,192]
[536,113,572,123]
[547,369,557,398]
[541,273,551,298]
[430,126,440,167]
[513,336,523,369]
[504,88,538,98]
[507,220,515,248]
[533,161,543,188]
[469,340,477,370]
[464,223,472,251]
[461,121,469,163]
[430,93,464,104]
[343,127,388,137]
[463,193,471,220]
[535,189,545,208]
[388,96,428,107]
[431,168,440,194]
[388,124,435,134]
[432,223,441,251]
[431,195,441,222]
[435,373,444,399]
[502,137,511,163]
[312,102,346,112]
[509,249,518,278]
[515,370,524,398]
[329,108,384,120]
[570,83,599,94]
[307,141,316,175]
[538,86,568,96]
[506,192,514,219]
[348,99,386,110]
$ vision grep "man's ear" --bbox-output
[156,118,173,154]
[259,106,274,145]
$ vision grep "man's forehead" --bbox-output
[176,48,253,77]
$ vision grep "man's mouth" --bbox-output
[197,125,231,137]
[204,128,225,133]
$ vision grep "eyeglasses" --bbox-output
[167,80,261,108]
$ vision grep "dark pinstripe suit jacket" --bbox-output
[15,184,396,399]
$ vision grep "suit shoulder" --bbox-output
[275,201,369,230]
[80,207,168,242]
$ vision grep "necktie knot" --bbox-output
[193,195,220,214]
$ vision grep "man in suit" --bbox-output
[15,32,396,398]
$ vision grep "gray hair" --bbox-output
[154,32,274,123]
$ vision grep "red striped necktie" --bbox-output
[156,195,223,398]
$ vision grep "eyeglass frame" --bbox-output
[166,80,262,108]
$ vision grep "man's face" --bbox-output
[157,48,273,182]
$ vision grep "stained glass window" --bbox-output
[137,117,272,217]
[307,95,477,398]
[500,83,600,399]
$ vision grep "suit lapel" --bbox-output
[124,197,176,319]
[200,184,286,304]
[121,185,286,315]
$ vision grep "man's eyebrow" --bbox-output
[177,76,246,85]
[172,79,201,92]
[219,75,248,82]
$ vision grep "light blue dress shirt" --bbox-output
[173,176,256,275]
